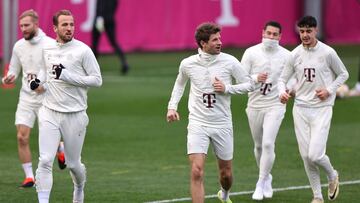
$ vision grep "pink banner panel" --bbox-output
[2,0,301,55]
[324,0,360,44]
[0,0,359,57]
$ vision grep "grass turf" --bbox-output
[0,45,359,202]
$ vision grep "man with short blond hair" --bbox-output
[1,9,65,188]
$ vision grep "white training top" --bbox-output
[6,29,54,106]
[278,41,349,107]
[168,49,254,128]
[241,43,291,109]
[42,39,102,112]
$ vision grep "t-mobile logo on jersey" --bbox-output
[260,83,272,95]
[304,68,315,82]
[203,93,216,108]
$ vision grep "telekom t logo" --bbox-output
[216,0,239,26]
[260,83,272,95]
[203,93,216,108]
[304,68,315,82]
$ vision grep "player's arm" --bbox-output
[167,62,188,122]
[324,50,349,96]
[53,48,102,87]
[223,61,255,94]
[166,109,180,123]
[278,55,295,103]
[2,47,22,84]
[241,49,268,83]
[28,48,50,94]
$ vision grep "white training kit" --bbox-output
[278,41,348,199]
[168,48,254,159]
[5,29,54,127]
[35,38,102,195]
[241,43,290,180]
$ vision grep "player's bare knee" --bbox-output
[191,165,204,181]
[17,132,30,146]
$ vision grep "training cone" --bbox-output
[1,64,15,89]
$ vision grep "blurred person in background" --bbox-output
[91,0,130,75]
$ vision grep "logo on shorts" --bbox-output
[260,82,272,95]
[203,93,216,108]
[304,68,315,82]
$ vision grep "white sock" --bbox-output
[73,183,84,202]
[256,178,266,188]
[22,162,34,179]
[58,142,65,153]
[38,191,50,203]
[328,170,338,182]
[355,82,360,91]
[221,188,229,200]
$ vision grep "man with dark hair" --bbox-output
[1,9,66,188]
[91,0,129,74]
[33,9,102,203]
[167,22,254,203]
[240,21,291,200]
[279,16,348,203]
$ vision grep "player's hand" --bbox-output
[29,78,41,90]
[52,63,65,79]
[257,72,268,83]
[279,91,291,104]
[315,88,330,101]
[167,109,180,123]
[1,74,15,84]
[213,77,225,93]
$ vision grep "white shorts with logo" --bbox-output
[187,124,233,161]
[15,101,41,128]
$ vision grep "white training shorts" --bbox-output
[15,101,41,128]
[187,124,233,161]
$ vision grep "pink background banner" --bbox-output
[0,0,359,56]
[324,0,360,44]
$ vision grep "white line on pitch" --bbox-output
[144,179,360,203]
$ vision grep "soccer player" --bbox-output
[240,21,291,200]
[278,16,349,203]
[166,22,254,203]
[32,10,102,203]
[1,9,66,188]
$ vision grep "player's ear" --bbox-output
[53,25,57,33]
[200,40,207,48]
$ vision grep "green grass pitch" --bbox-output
[0,45,359,202]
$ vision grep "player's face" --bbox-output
[262,25,281,41]
[54,15,74,43]
[202,32,222,55]
[298,26,317,47]
[19,16,38,40]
